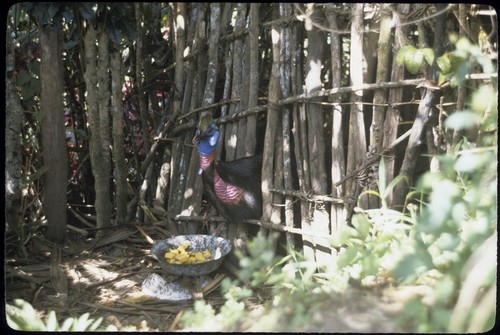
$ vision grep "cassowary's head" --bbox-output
[193,113,219,156]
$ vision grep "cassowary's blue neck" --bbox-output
[196,139,217,156]
[195,125,220,174]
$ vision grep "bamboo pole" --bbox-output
[346,3,367,215]
[279,3,295,248]
[304,4,330,262]
[216,3,234,163]
[134,3,151,154]
[262,5,281,225]
[382,4,410,207]
[325,6,347,235]
[225,3,247,161]
[167,3,189,215]
[180,4,207,232]
[243,3,260,157]
[363,4,393,210]
[290,8,312,260]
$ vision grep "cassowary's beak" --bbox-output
[192,112,214,144]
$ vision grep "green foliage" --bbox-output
[6,299,106,331]
[444,110,482,130]
[179,300,216,329]
[23,2,67,27]
[396,45,434,75]
[437,36,495,88]
[397,35,496,90]
[17,64,41,110]
[180,232,331,331]
[235,232,282,286]
[436,51,467,86]
[392,37,497,332]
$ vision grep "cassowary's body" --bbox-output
[193,115,262,223]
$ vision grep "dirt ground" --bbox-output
[5,223,421,332]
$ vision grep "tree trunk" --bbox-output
[40,26,68,242]
[39,25,67,243]
[111,49,127,225]
[135,3,151,154]
[5,30,25,230]
[83,25,112,231]
[97,25,113,219]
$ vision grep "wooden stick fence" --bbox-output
[132,3,485,263]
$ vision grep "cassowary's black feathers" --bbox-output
[215,154,262,189]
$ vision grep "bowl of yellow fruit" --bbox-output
[151,235,232,276]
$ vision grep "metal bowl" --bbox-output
[151,235,232,276]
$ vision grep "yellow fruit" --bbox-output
[194,252,205,261]
[175,253,188,261]
[164,242,213,264]
[164,252,176,259]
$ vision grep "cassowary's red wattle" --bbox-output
[213,169,244,203]
[198,151,217,173]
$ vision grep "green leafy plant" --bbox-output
[6,299,106,331]
[393,36,497,332]
[396,45,435,75]
[180,232,329,332]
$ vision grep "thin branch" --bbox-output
[269,188,344,204]
[170,105,268,136]
[178,97,267,121]
[396,4,455,28]
[279,79,424,106]
[219,27,249,42]
[173,215,227,222]
[334,128,412,187]
[173,214,333,239]
[246,219,333,240]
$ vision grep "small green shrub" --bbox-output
[6,299,106,331]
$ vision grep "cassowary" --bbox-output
[192,113,262,223]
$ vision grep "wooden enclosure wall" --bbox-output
[136,3,478,263]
